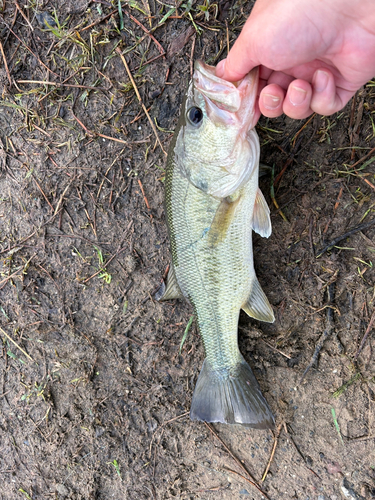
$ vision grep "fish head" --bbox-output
[173,60,260,198]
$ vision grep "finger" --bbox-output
[310,69,355,116]
[216,54,258,82]
[267,71,294,90]
[215,58,227,79]
[259,84,285,118]
[215,21,260,81]
[283,79,313,119]
[258,66,273,81]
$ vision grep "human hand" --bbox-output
[216,0,375,122]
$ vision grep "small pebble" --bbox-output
[95,426,105,438]
[35,11,57,28]
[55,484,69,497]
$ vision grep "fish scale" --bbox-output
[167,162,257,367]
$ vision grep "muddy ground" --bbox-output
[0,1,374,499]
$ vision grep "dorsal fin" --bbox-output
[252,188,272,238]
[242,277,274,323]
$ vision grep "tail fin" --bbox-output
[190,358,274,429]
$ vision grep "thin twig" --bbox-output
[316,217,375,257]
[137,178,152,217]
[72,113,94,136]
[0,326,35,362]
[115,48,167,155]
[96,131,131,145]
[190,33,196,78]
[349,146,375,170]
[323,186,344,234]
[14,0,34,31]
[3,23,59,77]
[79,9,117,32]
[39,67,92,103]
[134,52,165,71]
[204,422,268,498]
[73,114,149,145]
[54,180,74,216]
[96,148,125,201]
[260,339,291,359]
[0,210,62,256]
[163,412,189,425]
[82,245,128,284]
[292,113,316,148]
[33,124,51,137]
[353,168,375,191]
[262,423,282,482]
[76,187,97,237]
[0,266,23,290]
[284,424,321,479]
[23,165,54,212]
[17,80,109,92]
[127,11,165,55]
[274,157,293,187]
[354,309,375,360]
[222,467,271,500]
[0,39,12,86]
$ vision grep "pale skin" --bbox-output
[216,0,375,122]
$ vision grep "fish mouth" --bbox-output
[193,60,259,130]
[193,61,241,112]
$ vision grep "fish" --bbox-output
[156,60,275,428]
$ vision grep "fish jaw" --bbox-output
[193,60,259,136]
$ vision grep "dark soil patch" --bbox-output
[0,1,374,499]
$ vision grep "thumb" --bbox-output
[216,19,260,81]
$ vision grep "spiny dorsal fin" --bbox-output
[252,187,271,238]
[242,277,275,323]
[154,263,183,301]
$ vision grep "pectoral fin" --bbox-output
[252,188,272,238]
[242,277,275,323]
[208,194,241,247]
[154,263,183,301]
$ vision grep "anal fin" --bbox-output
[154,263,183,301]
[242,277,275,323]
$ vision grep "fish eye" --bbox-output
[187,106,203,126]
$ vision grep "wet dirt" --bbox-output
[0,1,374,499]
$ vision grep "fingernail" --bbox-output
[216,60,225,78]
[314,70,329,92]
[289,85,307,106]
[263,93,281,110]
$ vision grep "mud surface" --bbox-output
[0,1,374,499]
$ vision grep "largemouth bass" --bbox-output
[156,61,275,428]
